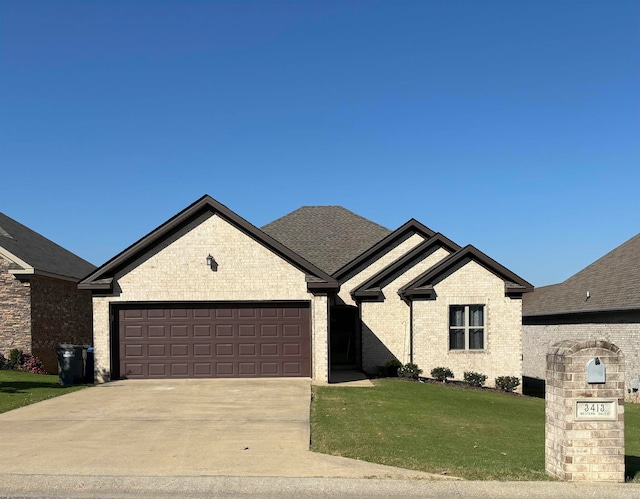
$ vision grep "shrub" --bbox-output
[398,362,423,380]
[0,352,7,370]
[384,359,402,377]
[8,348,23,369]
[17,352,48,375]
[463,371,488,387]
[495,376,520,392]
[430,367,454,382]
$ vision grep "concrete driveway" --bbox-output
[0,378,443,479]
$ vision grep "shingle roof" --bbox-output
[0,212,96,281]
[261,206,392,275]
[523,233,640,316]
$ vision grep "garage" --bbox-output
[117,303,311,379]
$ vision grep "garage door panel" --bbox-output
[260,325,277,337]
[193,325,212,337]
[215,325,233,337]
[238,344,256,356]
[216,362,234,376]
[124,325,143,338]
[118,304,310,379]
[193,344,211,356]
[238,325,257,337]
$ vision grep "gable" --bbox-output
[351,234,460,301]
[79,195,338,294]
[333,219,438,282]
[400,245,533,300]
[115,213,314,301]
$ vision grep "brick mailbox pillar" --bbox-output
[545,340,625,482]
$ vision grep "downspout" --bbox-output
[409,300,414,364]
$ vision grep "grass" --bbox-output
[311,378,640,481]
[0,370,88,414]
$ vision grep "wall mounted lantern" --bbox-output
[206,254,218,271]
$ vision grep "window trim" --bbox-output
[449,304,485,351]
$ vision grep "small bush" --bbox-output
[8,348,23,369]
[17,352,48,375]
[398,362,423,380]
[384,359,402,377]
[0,352,8,370]
[495,376,520,392]
[430,367,454,382]
[463,371,488,387]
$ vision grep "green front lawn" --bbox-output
[0,370,88,413]
[311,379,640,481]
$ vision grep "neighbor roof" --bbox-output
[262,206,392,275]
[0,212,96,281]
[523,233,640,317]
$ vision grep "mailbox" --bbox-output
[586,357,606,384]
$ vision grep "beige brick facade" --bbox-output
[360,247,451,372]
[412,260,523,389]
[338,233,426,306]
[92,213,328,382]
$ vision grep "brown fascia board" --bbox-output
[399,245,534,298]
[78,195,338,293]
[351,234,461,300]
[333,219,439,282]
[523,305,640,319]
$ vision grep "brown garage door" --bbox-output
[117,303,311,379]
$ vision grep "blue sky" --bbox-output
[1,0,638,286]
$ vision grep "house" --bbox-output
[523,233,640,398]
[0,212,96,372]
[79,195,533,386]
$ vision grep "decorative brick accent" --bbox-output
[0,257,31,355]
[545,340,625,482]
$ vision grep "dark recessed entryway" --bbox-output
[115,302,311,379]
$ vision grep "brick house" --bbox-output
[80,195,532,386]
[523,233,640,399]
[0,212,96,372]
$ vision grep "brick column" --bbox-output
[545,340,625,482]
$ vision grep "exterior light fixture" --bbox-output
[206,254,218,271]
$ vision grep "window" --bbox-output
[449,305,484,350]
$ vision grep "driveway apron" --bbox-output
[0,379,440,479]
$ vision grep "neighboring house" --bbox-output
[79,195,532,387]
[0,213,96,372]
[523,233,640,398]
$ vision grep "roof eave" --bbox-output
[523,305,640,318]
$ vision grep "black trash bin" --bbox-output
[84,347,95,384]
[56,344,85,386]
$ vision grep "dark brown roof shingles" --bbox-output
[262,206,392,275]
[0,212,96,281]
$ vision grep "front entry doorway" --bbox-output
[329,305,359,368]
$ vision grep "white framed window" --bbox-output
[449,305,484,350]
